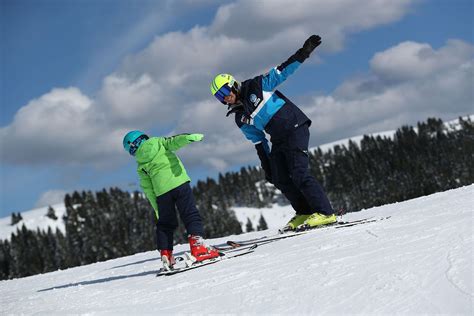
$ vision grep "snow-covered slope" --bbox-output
[232,203,294,232]
[0,204,66,240]
[1,185,472,315]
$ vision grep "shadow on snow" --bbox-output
[38,269,159,292]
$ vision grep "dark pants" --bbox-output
[270,124,334,215]
[155,182,204,250]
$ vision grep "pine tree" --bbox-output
[46,206,58,220]
[37,228,56,273]
[54,228,71,269]
[9,225,43,277]
[10,212,23,226]
[245,218,254,232]
[0,239,11,279]
[256,214,268,231]
[63,192,82,267]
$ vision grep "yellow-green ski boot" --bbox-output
[299,212,337,230]
[281,214,311,232]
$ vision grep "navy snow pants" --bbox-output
[270,123,334,215]
[155,182,204,250]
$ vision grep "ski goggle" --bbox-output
[128,134,149,156]
[214,84,232,104]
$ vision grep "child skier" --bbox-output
[210,35,336,231]
[123,131,219,270]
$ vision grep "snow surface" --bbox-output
[1,185,472,315]
[232,203,294,232]
[0,204,66,240]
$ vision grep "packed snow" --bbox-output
[1,185,472,315]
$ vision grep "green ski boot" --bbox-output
[300,212,337,229]
[282,214,311,232]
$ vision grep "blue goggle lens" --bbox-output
[129,135,149,156]
[214,84,231,103]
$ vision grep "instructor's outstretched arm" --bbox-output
[262,35,322,91]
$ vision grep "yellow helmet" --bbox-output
[210,74,240,104]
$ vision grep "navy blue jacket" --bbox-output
[233,44,313,178]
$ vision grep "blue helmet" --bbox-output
[123,130,149,156]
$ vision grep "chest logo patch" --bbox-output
[249,94,261,107]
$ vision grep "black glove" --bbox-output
[255,143,273,183]
[302,35,322,55]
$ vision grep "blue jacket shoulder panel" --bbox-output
[262,61,301,91]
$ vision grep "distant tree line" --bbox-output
[0,116,472,280]
[315,117,473,212]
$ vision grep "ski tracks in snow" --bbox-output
[445,233,473,298]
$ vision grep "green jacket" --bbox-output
[134,134,203,219]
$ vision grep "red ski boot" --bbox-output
[188,235,220,262]
[160,249,176,271]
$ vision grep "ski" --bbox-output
[214,242,259,253]
[219,216,391,250]
[156,244,257,277]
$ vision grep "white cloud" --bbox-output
[0,0,423,169]
[35,190,68,208]
[0,87,127,166]
[369,40,474,82]
[305,40,474,144]
[99,73,173,126]
[209,0,415,51]
[109,0,419,125]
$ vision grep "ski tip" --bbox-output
[278,228,294,234]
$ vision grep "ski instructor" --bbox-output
[210,35,336,231]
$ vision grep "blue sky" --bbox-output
[1,0,473,218]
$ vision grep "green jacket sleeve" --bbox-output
[161,133,203,152]
[137,168,159,220]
